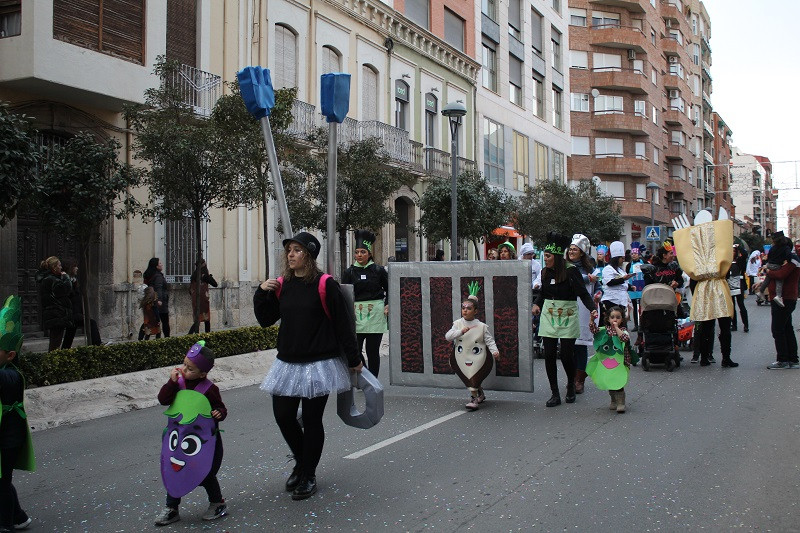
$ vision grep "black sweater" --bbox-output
[0,364,26,449]
[534,265,596,311]
[253,275,360,366]
[341,262,389,304]
[644,259,684,287]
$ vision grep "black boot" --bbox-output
[721,357,739,368]
[292,475,318,500]
[700,357,711,366]
[285,464,303,492]
[565,383,576,403]
[546,393,561,407]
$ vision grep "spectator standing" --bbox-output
[188,258,218,334]
[144,257,171,337]
[61,262,101,348]
[766,259,800,369]
[746,249,762,294]
[35,256,73,351]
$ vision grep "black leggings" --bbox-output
[273,395,329,477]
[358,333,382,377]
[159,312,171,337]
[188,320,211,334]
[543,337,576,394]
[732,293,748,329]
[0,446,28,528]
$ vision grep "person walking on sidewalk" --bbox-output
[765,258,800,369]
[253,232,362,500]
[188,258,218,335]
[144,258,171,338]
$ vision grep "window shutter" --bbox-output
[101,0,145,64]
[361,65,378,121]
[54,0,101,52]
[166,0,196,67]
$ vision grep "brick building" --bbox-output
[787,205,800,243]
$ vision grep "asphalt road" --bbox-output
[17,296,800,532]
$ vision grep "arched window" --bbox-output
[362,65,379,121]
[274,24,297,89]
[321,45,341,74]
[395,79,410,131]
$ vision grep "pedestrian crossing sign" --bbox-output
[645,226,661,241]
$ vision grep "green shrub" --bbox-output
[17,326,278,388]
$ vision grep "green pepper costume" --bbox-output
[585,326,629,391]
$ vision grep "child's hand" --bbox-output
[461,326,472,334]
[170,367,182,382]
[211,409,222,420]
[590,309,599,320]
[492,351,500,360]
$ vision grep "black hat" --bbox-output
[354,229,376,253]
[283,232,321,259]
[544,232,570,256]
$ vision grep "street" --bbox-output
[17,296,800,532]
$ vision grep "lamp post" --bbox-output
[442,101,467,260]
[646,181,659,254]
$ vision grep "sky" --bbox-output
[702,0,800,229]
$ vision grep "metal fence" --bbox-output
[170,64,222,118]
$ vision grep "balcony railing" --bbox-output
[287,99,317,139]
[170,64,222,118]
[359,121,412,163]
[425,147,450,178]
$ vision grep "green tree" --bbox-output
[418,170,513,257]
[125,57,250,324]
[0,103,40,226]
[514,179,622,246]
[211,82,297,277]
[281,133,415,274]
[33,132,139,344]
[739,231,765,253]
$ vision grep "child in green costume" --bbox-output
[0,296,34,532]
[587,306,631,413]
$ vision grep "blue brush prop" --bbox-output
[237,66,275,119]
[320,73,351,124]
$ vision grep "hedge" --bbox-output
[18,326,278,388]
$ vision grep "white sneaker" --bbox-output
[202,502,227,521]
[14,517,32,530]
[773,296,785,307]
[154,508,180,526]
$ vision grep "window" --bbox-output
[482,41,497,92]
[591,11,620,28]
[651,68,657,85]
[595,138,623,158]
[570,50,588,69]
[651,29,656,45]
[572,136,590,155]
[513,131,529,190]
[444,8,464,52]
[653,147,659,166]
[693,44,700,65]
[669,62,684,78]
[569,8,587,26]
[552,150,565,182]
[632,59,644,73]
[671,130,685,146]
[552,87,563,129]
[406,0,429,29]
[595,95,623,114]
[551,27,562,70]
[602,181,625,198]
[53,0,146,64]
[274,25,297,90]
[395,80,409,130]
[634,100,646,117]
[535,142,548,182]
[691,15,698,35]
[508,0,521,40]
[482,0,496,21]
[631,19,643,31]
[635,142,646,159]
[166,0,197,66]
[165,216,207,284]
[483,118,504,185]
[321,45,340,74]
[592,52,622,71]
[571,93,589,112]
[424,93,437,148]
[652,105,658,124]
[531,9,543,55]
[362,65,379,121]
[671,164,686,180]
[532,72,544,118]
[0,1,22,38]
[509,55,524,106]
[636,183,646,199]
[552,0,561,13]
[668,30,683,45]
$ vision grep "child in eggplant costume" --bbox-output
[445,282,500,411]
[587,306,633,413]
[155,341,228,526]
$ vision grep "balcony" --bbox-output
[287,99,317,139]
[664,108,693,130]
[168,64,221,118]
[423,147,476,178]
[703,150,713,164]
[589,0,647,13]
[702,120,714,137]
[591,111,649,135]
[702,91,712,106]
[592,156,651,176]
[661,37,690,64]
[660,2,687,33]
[359,121,413,164]
[665,142,694,162]
[590,25,647,53]
[592,68,650,94]
[619,198,663,221]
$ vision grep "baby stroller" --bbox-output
[638,283,681,371]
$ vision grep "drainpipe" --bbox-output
[125,120,133,338]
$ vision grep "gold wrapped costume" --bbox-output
[672,219,734,322]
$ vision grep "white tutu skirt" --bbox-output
[260,357,352,398]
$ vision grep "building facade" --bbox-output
[730,149,778,237]
[787,205,800,243]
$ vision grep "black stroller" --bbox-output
[637,283,681,371]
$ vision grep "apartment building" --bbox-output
[567,0,702,243]
[730,150,778,237]
[787,205,800,243]
[474,0,571,254]
[711,111,734,218]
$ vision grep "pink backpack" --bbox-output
[275,274,332,320]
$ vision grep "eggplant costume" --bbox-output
[586,327,629,391]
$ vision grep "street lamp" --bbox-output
[646,181,659,254]
[442,101,467,260]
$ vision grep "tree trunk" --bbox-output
[338,228,348,280]
[472,239,480,260]
[79,238,93,346]
[262,189,270,279]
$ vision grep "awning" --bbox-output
[492,226,522,238]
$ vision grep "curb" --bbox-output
[25,349,277,432]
